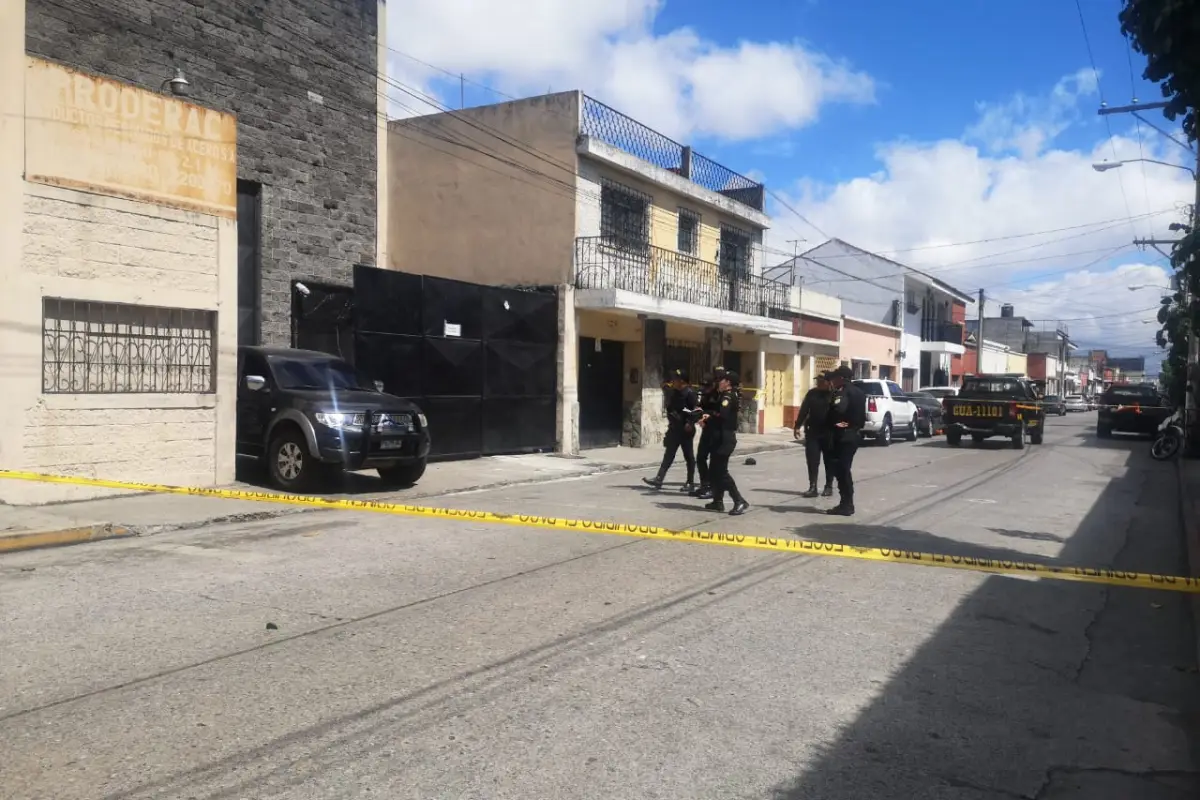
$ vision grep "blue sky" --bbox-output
[388,0,1194,361]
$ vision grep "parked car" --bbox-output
[943,375,1046,448]
[1042,394,1067,416]
[908,391,945,437]
[1064,394,1088,412]
[1096,384,1172,438]
[852,379,918,445]
[236,346,431,492]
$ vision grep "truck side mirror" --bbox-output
[245,375,266,392]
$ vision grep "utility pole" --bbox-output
[786,239,805,285]
[1099,101,1198,446]
[977,289,985,373]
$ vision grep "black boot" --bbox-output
[826,502,855,516]
[801,483,819,499]
[704,500,726,512]
[642,476,663,489]
[730,499,750,516]
[821,485,834,497]
[693,484,712,499]
[679,482,696,493]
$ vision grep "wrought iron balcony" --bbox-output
[579,96,765,212]
[574,236,788,318]
[921,320,964,344]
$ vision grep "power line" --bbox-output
[43,0,1171,313]
[1075,0,1138,238]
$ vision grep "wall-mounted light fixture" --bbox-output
[161,68,190,97]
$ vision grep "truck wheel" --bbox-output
[877,417,892,446]
[1012,423,1026,449]
[268,426,320,493]
[947,431,962,446]
[378,460,427,488]
[905,420,918,442]
[1030,428,1044,445]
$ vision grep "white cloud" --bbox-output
[385,0,875,141]
[770,68,1195,359]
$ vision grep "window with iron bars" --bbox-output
[718,223,751,279]
[600,178,651,252]
[677,207,700,256]
[42,297,217,394]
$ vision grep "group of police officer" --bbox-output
[643,364,866,516]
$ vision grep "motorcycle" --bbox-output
[1151,409,1185,461]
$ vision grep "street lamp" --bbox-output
[1093,158,1197,178]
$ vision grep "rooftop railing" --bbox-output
[579,95,765,212]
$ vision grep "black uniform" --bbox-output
[645,382,700,488]
[795,384,835,495]
[827,377,867,514]
[692,371,725,497]
[704,387,749,515]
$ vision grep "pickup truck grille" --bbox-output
[370,411,414,433]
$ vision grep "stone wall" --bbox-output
[25,0,380,346]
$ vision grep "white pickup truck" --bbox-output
[852,379,918,445]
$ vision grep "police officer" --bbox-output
[690,367,726,499]
[643,368,701,491]
[794,371,835,498]
[701,370,749,516]
[826,365,867,516]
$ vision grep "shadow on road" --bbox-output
[787,522,1056,564]
[768,443,1200,798]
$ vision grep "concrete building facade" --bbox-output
[387,92,807,450]
[772,239,973,390]
[1,0,386,503]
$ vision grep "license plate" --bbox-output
[955,405,1003,418]
[380,440,405,450]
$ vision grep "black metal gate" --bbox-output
[352,265,559,459]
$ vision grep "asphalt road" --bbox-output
[2,413,1198,799]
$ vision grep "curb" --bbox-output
[1175,458,1200,667]
[0,442,798,555]
[0,523,133,554]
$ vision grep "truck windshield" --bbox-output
[268,356,372,391]
[959,378,1025,399]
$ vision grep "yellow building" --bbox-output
[389,92,815,450]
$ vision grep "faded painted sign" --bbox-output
[25,57,237,217]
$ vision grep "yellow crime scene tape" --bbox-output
[1,468,1197,593]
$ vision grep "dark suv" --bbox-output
[237,346,431,492]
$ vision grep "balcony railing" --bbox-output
[579,95,765,212]
[921,320,964,344]
[575,236,788,318]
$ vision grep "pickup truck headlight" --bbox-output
[417,413,428,428]
[314,411,365,430]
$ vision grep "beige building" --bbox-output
[839,316,902,382]
[388,92,806,449]
[0,21,238,503]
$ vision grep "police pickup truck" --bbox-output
[942,374,1046,448]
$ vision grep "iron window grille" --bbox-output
[677,208,700,256]
[600,178,651,253]
[718,223,752,280]
[42,297,217,394]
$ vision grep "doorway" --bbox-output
[578,337,625,448]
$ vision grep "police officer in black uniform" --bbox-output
[690,367,726,499]
[643,368,701,491]
[701,370,750,516]
[826,365,867,516]
[794,371,835,498]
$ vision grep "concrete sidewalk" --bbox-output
[0,432,797,554]
[1176,457,1200,665]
